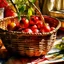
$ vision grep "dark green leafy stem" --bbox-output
[9,0,45,24]
[9,0,36,21]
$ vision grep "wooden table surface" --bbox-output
[0,30,64,64]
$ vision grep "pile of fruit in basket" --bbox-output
[0,0,57,34]
[0,0,61,57]
[7,16,55,33]
[5,0,55,33]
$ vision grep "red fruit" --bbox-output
[23,20,29,28]
[31,16,39,21]
[31,25,37,30]
[31,25,39,33]
[24,23,29,28]
[21,17,26,23]
[36,20,43,28]
[29,20,35,25]
[30,16,35,21]
[20,18,29,28]
[40,29,45,33]
[24,19,29,27]
[7,22,16,31]
[20,24,25,29]
[4,6,15,17]
[50,27,55,31]
[32,29,39,33]
[13,23,21,31]
[22,28,33,33]
[16,22,20,27]
[21,18,29,24]
[29,16,40,25]
[0,0,8,8]
[13,25,20,31]
[43,23,51,32]
[34,16,39,21]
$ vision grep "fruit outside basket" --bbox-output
[0,15,61,57]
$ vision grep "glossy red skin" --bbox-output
[43,24,51,32]
[30,16,40,25]
[24,23,29,28]
[31,25,39,33]
[22,28,33,33]
[31,16,39,21]
[40,28,45,33]
[32,28,39,33]
[29,20,35,25]
[34,16,39,21]
[20,18,29,28]
[36,20,43,28]
[50,27,55,31]
[31,25,37,30]
[21,17,26,23]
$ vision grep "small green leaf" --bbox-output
[14,0,22,4]
[30,0,36,3]
[19,4,26,12]
[9,0,36,20]
[28,8,33,18]
[17,11,21,21]
[30,7,34,13]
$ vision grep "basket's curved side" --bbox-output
[0,15,61,57]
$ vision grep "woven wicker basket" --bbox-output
[0,15,61,57]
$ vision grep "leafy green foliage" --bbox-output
[55,37,64,50]
[28,7,34,19]
[30,0,36,3]
[19,4,26,13]
[9,0,36,20]
[55,43,64,50]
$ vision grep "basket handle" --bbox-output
[28,0,45,24]
[9,0,45,24]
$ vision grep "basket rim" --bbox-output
[0,15,61,36]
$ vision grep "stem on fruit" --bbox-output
[28,0,45,24]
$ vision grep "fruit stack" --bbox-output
[0,0,61,57]
[7,16,55,33]
[0,15,61,57]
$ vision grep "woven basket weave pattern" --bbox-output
[0,15,61,57]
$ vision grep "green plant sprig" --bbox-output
[9,0,36,20]
[28,0,45,24]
